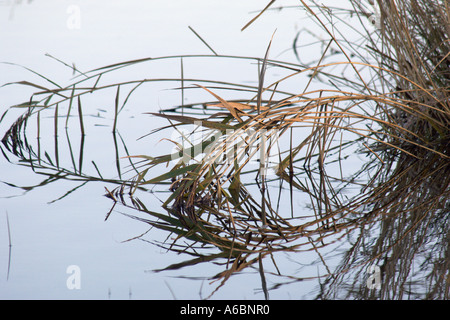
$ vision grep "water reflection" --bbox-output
[1,106,133,201]
[1,52,448,300]
[1,0,449,299]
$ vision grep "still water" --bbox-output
[0,0,319,299]
[2,0,441,301]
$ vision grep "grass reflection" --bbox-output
[1,0,448,299]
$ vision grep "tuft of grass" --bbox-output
[1,0,448,299]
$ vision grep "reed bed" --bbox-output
[1,0,448,299]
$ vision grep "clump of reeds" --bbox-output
[309,0,450,299]
[1,0,448,299]
[120,0,449,298]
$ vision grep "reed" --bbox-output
[1,0,448,299]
